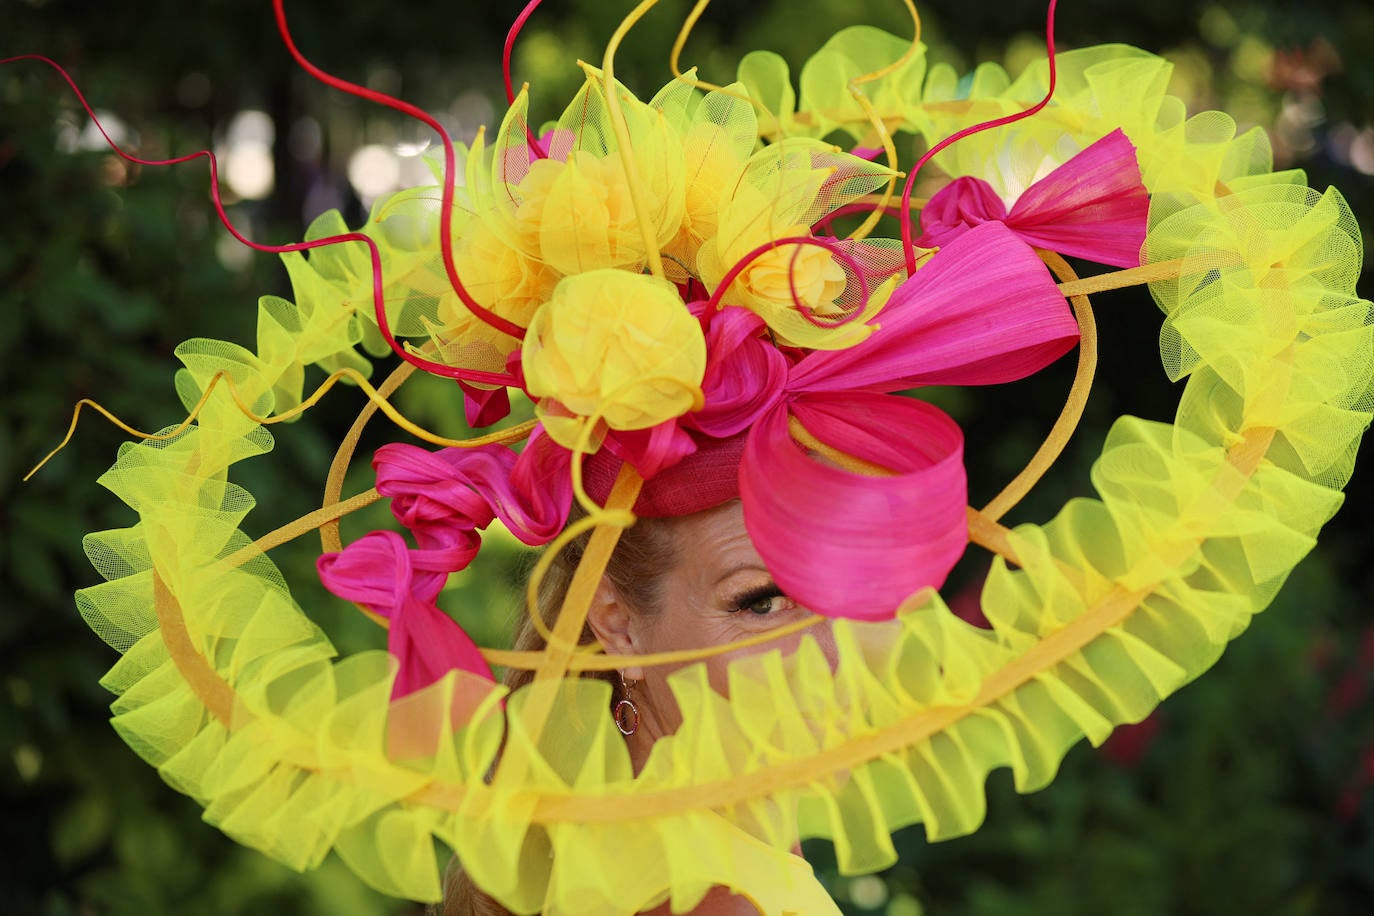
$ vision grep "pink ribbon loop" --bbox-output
[740,392,967,621]
[375,430,572,555]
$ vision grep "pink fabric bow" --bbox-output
[318,530,494,697]
[916,129,1149,268]
[739,221,1081,620]
[377,430,573,549]
[318,430,574,697]
[727,134,1148,619]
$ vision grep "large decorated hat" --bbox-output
[37,0,1373,912]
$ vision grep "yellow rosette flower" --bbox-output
[427,218,561,375]
[450,219,559,329]
[476,75,685,279]
[512,151,664,276]
[655,82,759,281]
[522,270,707,449]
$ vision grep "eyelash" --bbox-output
[729,584,794,616]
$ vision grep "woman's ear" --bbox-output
[585,577,645,681]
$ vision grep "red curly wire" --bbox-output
[899,0,1061,273]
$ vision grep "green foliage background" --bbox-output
[3,1,1371,914]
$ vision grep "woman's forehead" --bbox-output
[661,501,768,588]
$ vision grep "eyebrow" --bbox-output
[713,563,771,587]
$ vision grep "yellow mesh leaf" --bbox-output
[795,26,927,142]
[738,50,802,139]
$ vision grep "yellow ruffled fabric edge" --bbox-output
[73,43,1373,915]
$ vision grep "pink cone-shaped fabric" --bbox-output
[787,222,1079,393]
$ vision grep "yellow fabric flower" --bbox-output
[480,74,684,278]
[421,219,560,376]
[697,202,860,349]
[511,152,657,276]
[694,140,895,349]
[522,270,706,448]
[736,225,847,307]
[659,84,758,280]
[451,219,559,327]
[663,123,749,275]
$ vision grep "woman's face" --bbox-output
[588,500,835,758]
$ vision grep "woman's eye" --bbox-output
[739,593,795,616]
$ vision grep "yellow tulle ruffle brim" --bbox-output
[75,41,1371,915]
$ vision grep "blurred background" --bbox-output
[3,1,1372,913]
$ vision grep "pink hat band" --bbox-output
[582,434,746,518]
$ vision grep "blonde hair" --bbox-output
[437,511,677,915]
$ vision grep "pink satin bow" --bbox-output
[916,129,1149,268]
[318,530,494,697]
[317,430,573,697]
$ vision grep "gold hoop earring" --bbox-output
[613,673,639,736]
